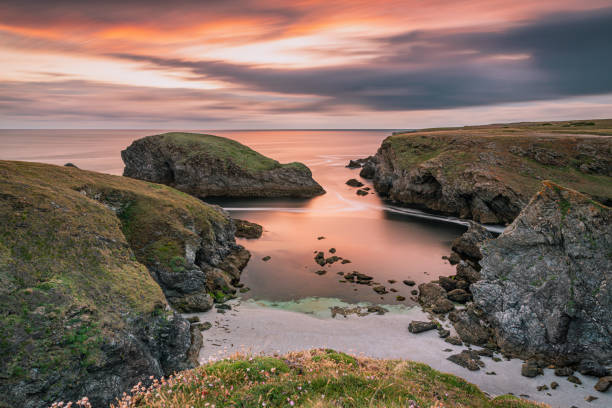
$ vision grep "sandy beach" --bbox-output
[187,298,610,408]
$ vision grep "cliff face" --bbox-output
[471,182,611,365]
[0,161,247,407]
[368,120,612,224]
[122,132,325,198]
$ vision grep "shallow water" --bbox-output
[0,129,465,305]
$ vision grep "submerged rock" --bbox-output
[472,181,612,366]
[122,132,325,198]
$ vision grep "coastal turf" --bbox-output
[0,160,229,390]
[385,119,612,204]
[111,349,548,408]
[152,132,308,173]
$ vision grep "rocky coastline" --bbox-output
[359,120,612,224]
[0,161,249,407]
[404,180,611,394]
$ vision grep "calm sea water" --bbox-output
[0,129,465,305]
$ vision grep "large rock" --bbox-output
[233,218,263,239]
[471,181,612,365]
[451,222,494,263]
[368,121,612,224]
[0,161,222,407]
[122,132,325,198]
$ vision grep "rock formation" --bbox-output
[0,161,248,407]
[365,120,612,224]
[122,132,325,198]
[471,181,611,367]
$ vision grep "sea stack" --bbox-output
[122,132,325,198]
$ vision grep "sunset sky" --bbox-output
[1,0,611,129]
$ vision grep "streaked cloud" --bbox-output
[1,1,611,127]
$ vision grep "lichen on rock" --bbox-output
[471,181,611,366]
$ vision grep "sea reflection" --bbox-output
[0,129,467,305]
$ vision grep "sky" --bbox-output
[1,0,612,129]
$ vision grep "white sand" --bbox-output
[186,299,610,408]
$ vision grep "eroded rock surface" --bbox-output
[471,181,611,366]
[368,121,612,224]
[0,161,214,408]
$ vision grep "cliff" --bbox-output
[471,181,611,366]
[0,161,248,407]
[122,132,325,198]
[368,119,612,224]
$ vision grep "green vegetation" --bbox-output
[110,350,548,408]
[0,160,229,389]
[385,119,612,203]
[155,132,309,172]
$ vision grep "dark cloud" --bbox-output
[109,8,612,111]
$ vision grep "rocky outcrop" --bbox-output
[0,161,247,407]
[234,218,263,239]
[471,181,611,367]
[122,132,325,198]
[367,121,612,224]
[77,182,250,313]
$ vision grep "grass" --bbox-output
[383,119,612,204]
[0,160,231,392]
[108,350,548,408]
[153,132,309,173]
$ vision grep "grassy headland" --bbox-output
[109,349,547,408]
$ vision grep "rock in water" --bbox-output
[367,122,612,224]
[122,132,325,198]
[471,181,611,366]
[346,178,364,187]
[0,161,224,407]
[234,218,263,239]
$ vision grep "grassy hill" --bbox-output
[109,349,547,408]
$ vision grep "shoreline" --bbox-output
[186,298,610,408]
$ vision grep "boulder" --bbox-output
[449,306,491,346]
[594,376,612,392]
[451,222,494,263]
[448,350,484,371]
[417,283,447,307]
[346,178,364,187]
[408,321,437,333]
[456,262,481,284]
[234,218,263,239]
[432,298,455,314]
[447,289,471,303]
[438,276,457,292]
